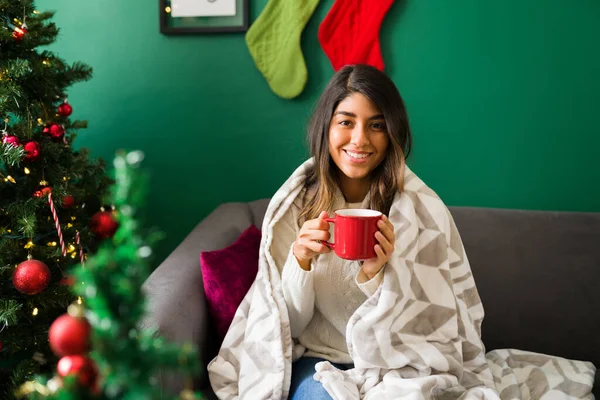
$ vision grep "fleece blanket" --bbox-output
[208,159,596,399]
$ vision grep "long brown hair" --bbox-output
[299,64,412,223]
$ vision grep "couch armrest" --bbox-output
[140,202,257,396]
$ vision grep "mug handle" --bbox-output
[323,217,336,250]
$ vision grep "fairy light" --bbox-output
[24,240,34,249]
[165,6,172,13]
[67,244,76,252]
[37,118,43,125]
[32,308,38,316]
[47,241,57,247]
[24,167,30,174]
[77,297,82,305]
[4,175,16,183]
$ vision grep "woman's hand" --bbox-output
[292,211,331,271]
[360,215,395,280]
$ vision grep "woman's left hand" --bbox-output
[361,215,395,280]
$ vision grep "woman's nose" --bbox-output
[350,125,370,147]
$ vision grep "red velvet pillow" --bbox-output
[200,225,261,341]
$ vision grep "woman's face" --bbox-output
[328,93,389,187]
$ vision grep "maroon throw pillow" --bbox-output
[200,225,261,341]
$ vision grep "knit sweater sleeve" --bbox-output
[355,266,385,297]
[270,204,315,338]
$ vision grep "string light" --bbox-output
[24,167,30,174]
[67,244,76,252]
[47,241,57,247]
[24,240,34,249]
[4,175,16,183]
[165,6,172,13]
[77,297,82,305]
[32,308,38,316]
[37,118,44,125]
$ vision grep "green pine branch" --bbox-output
[23,152,204,399]
[0,299,22,327]
[1,142,25,167]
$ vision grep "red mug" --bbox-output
[324,209,383,260]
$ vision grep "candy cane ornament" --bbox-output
[47,192,66,256]
[75,231,85,265]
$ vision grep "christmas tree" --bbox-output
[0,0,113,397]
[18,151,204,400]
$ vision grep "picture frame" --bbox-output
[159,0,249,35]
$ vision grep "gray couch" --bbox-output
[142,199,600,398]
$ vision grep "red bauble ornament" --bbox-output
[57,102,73,117]
[12,259,51,295]
[59,275,75,286]
[12,25,27,41]
[2,134,20,147]
[90,211,119,239]
[44,124,65,140]
[62,195,75,208]
[49,314,91,356]
[33,186,52,199]
[57,355,98,388]
[23,141,40,161]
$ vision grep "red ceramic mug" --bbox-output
[323,209,383,260]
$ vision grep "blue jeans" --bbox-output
[289,357,353,400]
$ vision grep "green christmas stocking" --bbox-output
[245,0,320,99]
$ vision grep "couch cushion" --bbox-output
[450,206,600,368]
[200,225,261,342]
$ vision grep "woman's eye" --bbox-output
[339,120,352,127]
[371,122,386,130]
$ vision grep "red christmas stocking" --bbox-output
[318,0,395,71]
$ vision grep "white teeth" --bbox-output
[346,151,369,159]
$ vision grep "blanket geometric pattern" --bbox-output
[208,159,596,399]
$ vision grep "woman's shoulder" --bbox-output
[401,165,444,202]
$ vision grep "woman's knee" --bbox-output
[291,377,332,400]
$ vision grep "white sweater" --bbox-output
[270,191,384,364]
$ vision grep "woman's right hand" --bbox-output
[293,211,331,270]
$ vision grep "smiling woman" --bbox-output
[328,93,390,202]
[302,64,412,222]
[257,64,412,399]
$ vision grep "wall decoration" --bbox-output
[160,0,248,34]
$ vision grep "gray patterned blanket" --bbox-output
[208,159,596,399]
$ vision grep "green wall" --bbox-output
[36,0,600,265]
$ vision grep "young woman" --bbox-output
[270,64,412,399]
[209,63,495,400]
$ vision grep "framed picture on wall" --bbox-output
[159,0,249,34]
